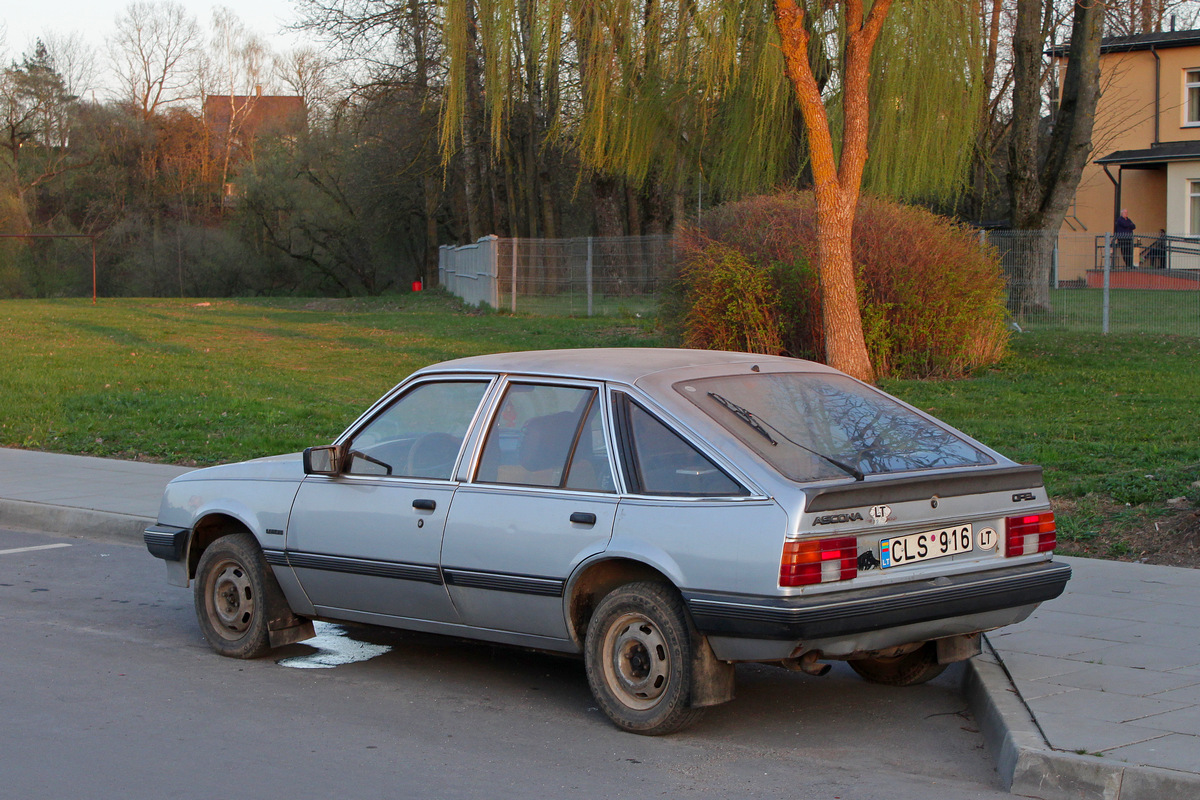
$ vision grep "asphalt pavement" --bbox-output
[1,446,1197,800]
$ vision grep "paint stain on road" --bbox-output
[277,622,392,670]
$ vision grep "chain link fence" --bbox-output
[988,230,1200,336]
[440,231,1200,336]
[439,235,672,317]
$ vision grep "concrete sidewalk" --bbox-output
[0,447,191,542]
[1,446,1197,799]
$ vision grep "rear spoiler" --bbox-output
[803,464,1044,513]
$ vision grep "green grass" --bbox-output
[3,295,1198,559]
[1016,287,1200,336]
[882,331,1200,503]
[0,292,666,464]
[883,331,1200,558]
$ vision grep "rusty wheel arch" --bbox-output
[187,514,253,580]
[565,558,674,648]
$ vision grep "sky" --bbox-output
[2,1,313,82]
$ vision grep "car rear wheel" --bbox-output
[194,533,277,659]
[848,642,948,686]
[584,582,703,735]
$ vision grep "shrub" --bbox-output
[680,244,784,355]
[674,191,1009,379]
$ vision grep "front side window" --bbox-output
[475,383,616,492]
[1187,70,1200,125]
[346,380,490,479]
[677,372,993,483]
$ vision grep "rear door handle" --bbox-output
[570,512,597,526]
[413,499,436,511]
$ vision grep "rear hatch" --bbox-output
[788,465,1055,590]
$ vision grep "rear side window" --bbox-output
[475,383,616,492]
[614,394,747,497]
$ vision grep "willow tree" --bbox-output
[442,0,984,382]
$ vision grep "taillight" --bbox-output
[780,536,857,586]
[1005,512,1056,556]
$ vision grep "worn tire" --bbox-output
[584,582,704,735]
[194,532,278,659]
[848,642,948,686]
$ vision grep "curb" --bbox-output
[964,638,1200,800]
[0,498,150,545]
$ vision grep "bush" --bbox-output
[674,192,1009,379]
[680,245,784,355]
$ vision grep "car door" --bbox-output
[286,377,493,624]
[440,380,619,640]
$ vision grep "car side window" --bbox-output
[475,383,616,492]
[616,395,748,497]
[346,380,489,479]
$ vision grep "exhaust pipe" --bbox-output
[781,651,832,677]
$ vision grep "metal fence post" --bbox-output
[1103,232,1111,335]
[586,236,594,317]
[511,238,518,313]
[486,235,500,309]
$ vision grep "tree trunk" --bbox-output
[773,0,888,383]
[1008,0,1103,315]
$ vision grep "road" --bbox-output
[0,525,1013,799]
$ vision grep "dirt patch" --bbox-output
[1053,496,1200,568]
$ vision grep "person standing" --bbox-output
[1115,208,1136,268]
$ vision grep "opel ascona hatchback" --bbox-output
[145,348,1070,734]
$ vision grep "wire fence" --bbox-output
[439,235,672,317]
[989,230,1200,337]
[439,231,1200,337]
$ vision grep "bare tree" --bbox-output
[40,31,98,102]
[111,1,202,119]
[205,7,275,190]
[1106,0,1200,35]
[275,47,334,124]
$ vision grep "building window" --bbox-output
[1190,181,1200,235]
[1187,70,1200,125]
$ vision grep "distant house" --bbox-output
[203,86,306,204]
[1060,29,1200,274]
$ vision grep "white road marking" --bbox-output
[0,543,73,556]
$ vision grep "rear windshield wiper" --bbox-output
[707,392,777,445]
[707,392,864,482]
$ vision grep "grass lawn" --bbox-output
[1016,286,1200,336]
[0,293,666,465]
[2,294,1198,561]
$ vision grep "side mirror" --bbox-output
[303,445,340,476]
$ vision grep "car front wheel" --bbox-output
[584,582,703,735]
[194,532,277,659]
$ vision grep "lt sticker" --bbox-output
[978,527,999,551]
[869,505,892,525]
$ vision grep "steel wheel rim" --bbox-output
[602,611,671,710]
[207,558,255,640]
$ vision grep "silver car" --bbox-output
[145,348,1069,734]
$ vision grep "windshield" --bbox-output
[676,372,994,482]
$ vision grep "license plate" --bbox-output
[880,524,973,568]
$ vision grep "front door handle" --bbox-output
[413,498,436,511]
[570,512,597,526]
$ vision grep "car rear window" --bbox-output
[676,372,994,482]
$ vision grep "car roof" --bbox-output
[418,348,840,385]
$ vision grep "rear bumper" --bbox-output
[683,560,1071,642]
